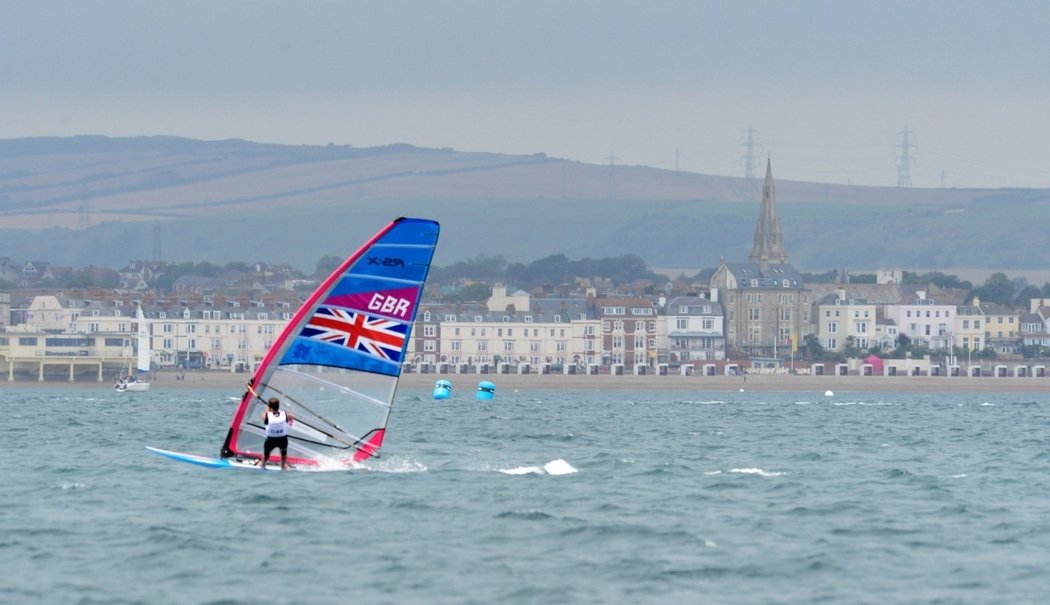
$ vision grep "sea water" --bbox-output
[4,387,1050,604]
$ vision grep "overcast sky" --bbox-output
[3,1,1048,188]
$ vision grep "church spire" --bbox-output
[748,157,788,266]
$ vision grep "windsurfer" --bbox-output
[259,397,294,470]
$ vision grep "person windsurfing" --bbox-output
[259,397,294,470]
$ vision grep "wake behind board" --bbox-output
[146,446,290,471]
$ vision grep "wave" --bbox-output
[500,459,578,475]
[728,467,785,477]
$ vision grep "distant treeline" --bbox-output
[5,254,1050,309]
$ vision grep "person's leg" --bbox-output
[280,439,289,470]
[261,439,272,469]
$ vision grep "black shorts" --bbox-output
[263,435,289,456]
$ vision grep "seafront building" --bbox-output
[1,163,1048,381]
[664,295,726,363]
[415,286,603,374]
[710,160,811,358]
[815,290,877,352]
[0,280,1044,382]
[0,291,297,381]
[885,289,955,351]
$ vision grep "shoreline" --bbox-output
[2,369,1048,393]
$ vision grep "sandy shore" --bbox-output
[3,368,1048,393]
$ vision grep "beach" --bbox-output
[3,368,1048,393]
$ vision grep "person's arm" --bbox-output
[261,410,268,424]
[286,411,294,426]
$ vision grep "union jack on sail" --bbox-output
[302,305,408,362]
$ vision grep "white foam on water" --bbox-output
[544,459,578,475]
[499,459,578,475]
[951,473,968,478]
[728,467,784,477]
[704,470,723,476]
[500,465,544,475]
[364,457,428,474]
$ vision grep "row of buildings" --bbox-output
[1,161,1049,381]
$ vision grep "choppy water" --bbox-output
[5,386,1050,604]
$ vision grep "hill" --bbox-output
[0,135,1048,272]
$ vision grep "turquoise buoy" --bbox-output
[476,380,495,400]
[433,379,452,400]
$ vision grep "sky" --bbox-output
[2,0,1049,189]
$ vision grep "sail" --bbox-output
[136,305,151,374]
[221,217,440,466]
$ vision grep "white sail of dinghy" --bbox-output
[116,305,151,392]
[136,305,151,376]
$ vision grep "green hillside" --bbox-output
[0,136,1047,272]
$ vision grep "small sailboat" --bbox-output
[116,305,151,392]
[148,217,440,470]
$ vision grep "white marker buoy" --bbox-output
[824,390,834,397]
